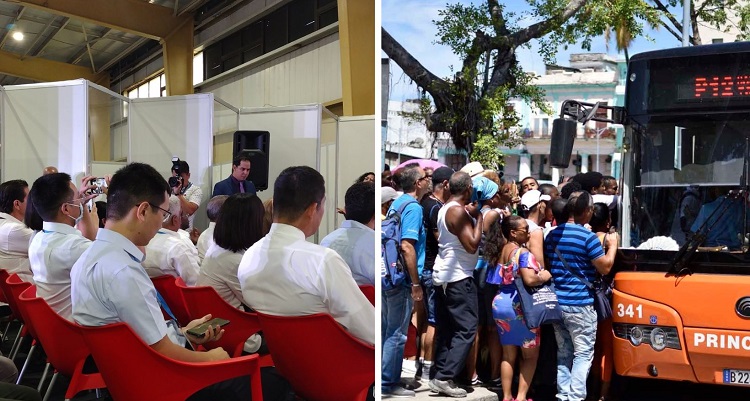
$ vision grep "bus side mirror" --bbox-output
[550,118,578,168]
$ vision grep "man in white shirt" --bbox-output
[320,181,375,286]
[0,180,33,282]
[197,195,228,264]
[27,173,100,319]
[71,162,256,400]
[142,197,200,286]
[238,166,374,345]
[170,160,203,230]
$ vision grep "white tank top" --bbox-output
[433,200,480,284]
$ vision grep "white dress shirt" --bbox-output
[320,220,375,286]
[196,222,215,265]
[238,223,374,345]
[0,213,34,282]
[196,243,244,308]
[142,229,200,286]
[29,222,92,320]
[71,229,172,346]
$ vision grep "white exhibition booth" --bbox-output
[0,79,375,240]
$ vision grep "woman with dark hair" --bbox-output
[486,215,552,401]
[197,193,265,308]
[355,172,375,184]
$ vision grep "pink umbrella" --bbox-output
[391,159,446,173]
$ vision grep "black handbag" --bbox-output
[554,248,612,321]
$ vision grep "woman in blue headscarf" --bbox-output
[466,176,506,386]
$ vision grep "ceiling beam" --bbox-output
[29,16,69,57]
[0,49,107,84]
[11,0,193,40]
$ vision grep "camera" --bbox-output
[89,178,107,195]
[168,156,183,188]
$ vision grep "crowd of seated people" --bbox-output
[0,162,375,400]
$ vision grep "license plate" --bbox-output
[723,369,750,385]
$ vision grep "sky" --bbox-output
[382,0,684,101]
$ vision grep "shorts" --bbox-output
[420,269,436,325]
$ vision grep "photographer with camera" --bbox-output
[170,158,203,231]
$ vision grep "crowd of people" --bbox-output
[381,162,620,401]
[0,159,375,400]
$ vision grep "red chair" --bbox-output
[359,285,375,306]
[17,286,106,400]
[175,278,273,366]
[4,274,39,384]
[257,312,374,401]
[0,270,25,357]
[151,275,192,326]
[78,322,263,401]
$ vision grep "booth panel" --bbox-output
[238,104,324,239]
[2,80,88,184]
[88,83,128,163]
[213,98,239,164]
[129,94,214,230]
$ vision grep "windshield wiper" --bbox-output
[667,190,745,277]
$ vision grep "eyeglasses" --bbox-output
[147,203,172,223]
[419,174,432,182]
[514,226,530,233]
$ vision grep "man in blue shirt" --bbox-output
[382,163,429,398]
[544,191,618,401]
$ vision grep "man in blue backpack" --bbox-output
[382,163,430,398]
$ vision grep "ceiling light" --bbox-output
[11,32,23,41]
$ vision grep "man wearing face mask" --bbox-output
[27,173,99,320]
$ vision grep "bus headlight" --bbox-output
[650,327,667,351]
[613,323,681,350]
[630,326,644,346]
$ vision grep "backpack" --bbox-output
[381,198,417,290]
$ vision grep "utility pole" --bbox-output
[682,0,690,47]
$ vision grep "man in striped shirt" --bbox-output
[544,191,618,401]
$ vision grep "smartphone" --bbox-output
[89,178,107,195]
[185,318,230,338]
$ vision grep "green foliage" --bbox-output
[391,0,750,160]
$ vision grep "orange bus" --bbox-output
[554,42,750,387]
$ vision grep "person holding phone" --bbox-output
[71,163,268,401]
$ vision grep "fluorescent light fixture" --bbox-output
[11,31,23,41]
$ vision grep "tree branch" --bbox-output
[659,17,686,42]
[652,0,685,35]
[488,0,509,36]
[510,0,588,46]
[381,28,452,111]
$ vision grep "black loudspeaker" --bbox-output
[549,119,578,168]
[233,131,270,191]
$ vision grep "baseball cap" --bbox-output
[521,189,551,210]
[381,187,399,204]
[460,161,485,177]
[431,167,454,185]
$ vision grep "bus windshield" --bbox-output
[624,112,750,250]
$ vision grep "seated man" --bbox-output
[320,181,376,286]
[238,166,374,345]
[197,195,228,265]
[142,197,200,286]
[0,180,34,282]
[28,173,99,319]
[71,163,253,401]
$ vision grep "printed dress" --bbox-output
[491,249,542,348]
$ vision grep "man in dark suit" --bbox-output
[213,154,257,196]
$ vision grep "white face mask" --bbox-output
[65,202,84,225]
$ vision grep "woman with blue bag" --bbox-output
[485,215,553,401]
